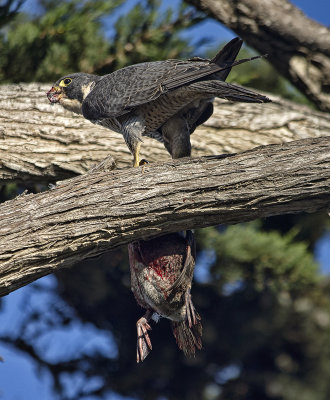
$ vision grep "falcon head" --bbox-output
[47,73,100,114]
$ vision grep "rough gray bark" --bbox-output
[0,136,329,297]
[1,83,330,184]
[186,0,330,112]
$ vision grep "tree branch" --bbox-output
[1,83,330,184]
[0,136,329,297]
[186,0,330,112]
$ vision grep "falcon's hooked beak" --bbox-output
[47,86,63,104]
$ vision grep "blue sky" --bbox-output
[2,0,330,399]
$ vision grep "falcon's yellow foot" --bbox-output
[132,143,149,169]
[133,142,141,168]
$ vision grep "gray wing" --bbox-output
[81,59,221,121]
[167,230,196,299]
[81,36,266,121]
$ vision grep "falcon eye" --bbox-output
[59,78,72,87]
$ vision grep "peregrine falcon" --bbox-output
[47,37,271,166]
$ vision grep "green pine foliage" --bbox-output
[197,224,319,293]
[0,0,123,82]
[194,225,330,400]
[0,0,25,28]
[102,0,205,72]
[0,0,204,82]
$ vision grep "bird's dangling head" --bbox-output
[47,73,101,114]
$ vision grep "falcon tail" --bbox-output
[189,80,271,103]
[172,311,202,357]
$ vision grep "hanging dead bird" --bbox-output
[128,231,202,362]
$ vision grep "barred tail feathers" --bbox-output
[189,80,271,103]
[172,312,202,357]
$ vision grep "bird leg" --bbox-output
[132,143,149,170]
[121,119,145,168]
[161,117,191,159]
[136,310,153,363]
[133,142,141,167]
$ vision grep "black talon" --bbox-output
[139,159,149,166]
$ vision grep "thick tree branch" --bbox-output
[0,136,329,296]
[1,83,330,184]
[186,0,330,112]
